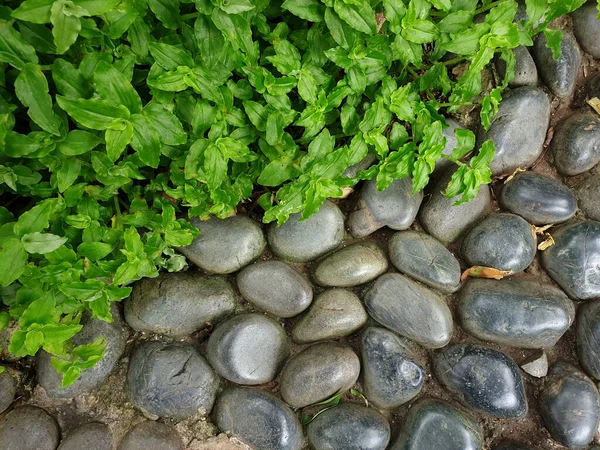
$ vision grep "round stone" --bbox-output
[179,215,266,274]
[434,344,528,419]
[499,171,577,225]
[495,46,538,88]
[461,213,536,273]
[390,398,483,450]
[576,175,600,221]
[576,300,600,379]
[348,178,423,238]
[279,342,360,408]
[457,279,575,348]
[215,387,302,450]
[0,406,60,450]
[292,289,367,344]
[125,272,236,336]
[118,421,182,450]
[237,260,313,318]
[58,423,112,450]
[0,371,16,414]
[572,2,600,58]
[364,273,453,349]
[550,113,600,176]
[268,200,344,262]
[477,86,550,176]
[540,363,600,449]
[360,327,425,409]
[127,342,219,419]
[206,313,290,385]
[307,403,390,450]
[311,242,388,287]
[541,221,600,300]
[389,230,461,293]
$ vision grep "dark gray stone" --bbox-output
[180,215,265,274]
[389,230,461,293]
[307,403,390,450]
[500,171,577,225]
[37,308,128,398]
[58,423,112,450]
[419,168,492,243]
[268,200,344,262]
[206,313,290,385]
[364,273,453,348]
[125,272,236,336]
[457,279,575,349]
[434,344,528,418]
[576,175,600,221]
[541,221,600,300]
[312,242,388,287]
[348,178,423,238]
[279,342,360,408]
[292,289,367,343]
[436,119,467,172]
[390,398,483,450]
[550,113,600,176]
[127,342,219,419]
[0,371,16,414]
[0,406,60,450]
[532,31,581,98]
[237,260,312,318]
[477,86,550,176]
[540,363,600,449]
[576,300,600,379]
[495,46,538,88]
[118,421,182,450]
[360,327,425,409]
[215,387,302,450]
[461,213,536,273]
[572,2,600,59]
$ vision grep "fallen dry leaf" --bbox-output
[538,232,555,250]
[504,167,527,184]
[588,97,600,116]
[532,224,554,235]
[461,266,513,281]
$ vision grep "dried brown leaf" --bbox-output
[538,232,555,250]
[532,223,553,235]
[504,167,527,184]
[461,266,513,281]
[588,97,600,117]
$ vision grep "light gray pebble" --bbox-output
[58,423,112,450]
[118,421,182,450]
[0,406,60,450]
[0,371,16,414]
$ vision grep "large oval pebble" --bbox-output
[572,2,600,58]
[551,113,600,176]
[0,406,60,450]
[577,300,600,379]
[531,32,581,98]
[118,421,182,450]
[58,423,112,450]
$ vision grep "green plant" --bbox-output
[0,0,587,383]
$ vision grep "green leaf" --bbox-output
[333,0,377,35]
[21,232,68,254]
[451,128,476,160]
[57,158,81,192]
[94,61,142,114]
[437,10,474,33]
[402,19,438,44]
[143,103,187,146]
[3,132,42,157]
[129,114,161,168]
[524,0,547,26]
[56,96,130,130]
[14,198,60,236]
[105,119,133,162]
[57,130,102,156]
[0,238,27,286]
[78,242,113,260]
[52,58,93,99]
[149,0,180,30]
[51,0,86,54]
[12,0,54,24]
[220,0,255,14]
[0,21,39,70]
[282,0,325,21]
[204,144,227,189]
[148,42,194,71]
[25,330,44,354]
[259,158,295,186]
[543,28,563,60]
[480,87,502,131]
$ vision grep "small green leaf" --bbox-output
[14,198,60,237]
[25,330,44,354]
[105,119,133,162]
[333,0,377,35]
[56,96,130,130]
[0,21,39,70]
[11,0,54,24]
[57,130,102,156]
[94,61,142,114]
[129,114,161,168]
[0,238,27,286]
[149,0,180,30]
[57,158,82,192]
[543,28,563,60]
[21,232,68,254]
[51,0,86,54]
[282,0,325,21]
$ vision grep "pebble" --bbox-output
[499,171,577,225]
[279,342,360,408]
[419,168,491,243]
[389,231,461,293]
[125,272,236,336]
[311,242,388,287]
[571,2,600,59]
[477,86,550,176]
[550,113,600,176]
[292,289,367,343]
[348,178,423,238]
[307,403,390,450]
[390,398,483,450]
[237,260,313,318]
[127,342,219,419]
[364,273,453,348]
[457,279,574,348]
[268,200,345,262]
[495,46,538,88]
[58,423,112,450]
[434,344,528,418]
[539,363,600,449]
[206,313,289,385]
[215,387,302,450]
[118,421,183,450]
[436,119,466,172]
[180,215,266,274]
[576,175,600,221]
[0,405,60,450]
[541,220,600,300]
[37,307,128,398]
[360,327,425,409]
[576,300,600,379]
[0,371,15,414]
[520,351,549,378]
[531,31,581,98]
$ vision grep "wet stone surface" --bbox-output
[576,174,600,221]
[58,422,113,450]
[571,2,600,59]
[118,421,183,450]
[0,371,16,414]
[550,113,600,176]
[576,300,600,379]
[495,46,538,88]
[0,406,60,450]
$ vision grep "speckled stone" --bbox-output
[495,46,538,88]
[540,363,600,449]
[279,342,360,408]
[268,200,345,262]
[180,215,266,274]
[551,113,600,176]
[0,371,16,414]
[58,423,112,450]
[312,242,388,287]
[572,2,600,58]
[500,171,577,225]
[0,406,60,450]
[364,273,453,348]
[206,313,290,385]
[307,403,390,450]
[118,421,183,450]
[237,260,313,318]
[434,344,528,419]
[576,175,600,221]
[292,289,367,343]
[576,300,600,379]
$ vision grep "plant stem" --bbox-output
[180,12,199,20]
[442,56,466,66]
[113,195,123,230]
[474,0,502,16]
